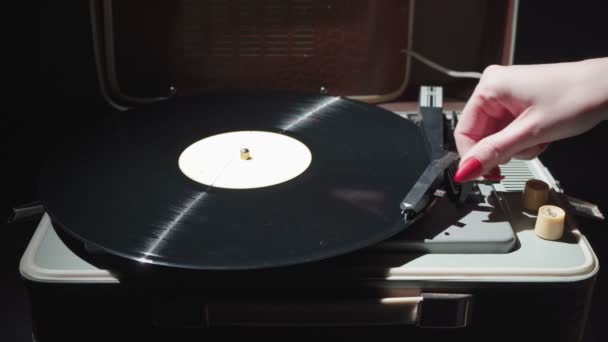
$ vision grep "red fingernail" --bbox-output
[483,167,505,181]
[484,166,504,180]
[454,157,483,183]
[487,166,501,176]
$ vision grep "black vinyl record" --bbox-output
[39,92,430,270]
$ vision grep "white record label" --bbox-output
[178,131,312,189]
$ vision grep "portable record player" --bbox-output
[24,1,602,341]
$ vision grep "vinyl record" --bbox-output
[39,92,431,270]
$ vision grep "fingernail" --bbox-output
[486,166,503,177]
[483,166,505,181]
[454,157,483,183]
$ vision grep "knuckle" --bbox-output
[483,64,503,75]
[478,64,506,96]
[519,116,544,139]
[499,157,512,165]
[483,136,506,161]
[481,64,504,82]
[453,124,464,136]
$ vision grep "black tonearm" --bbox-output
[400,86,466,218]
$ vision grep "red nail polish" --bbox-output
[454,157,483,183]
[483,166,504,180]
[483,169,505,181]
[486,166,500,176]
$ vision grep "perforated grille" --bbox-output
[181,0,316,59]
[498,160,536,191]
[159,0,411,95]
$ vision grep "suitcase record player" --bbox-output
[23,1,602,341]
[20,87,600,340]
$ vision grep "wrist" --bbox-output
[567,57,608,120]
[577,57,608,106]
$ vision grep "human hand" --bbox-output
[453,57,608,183]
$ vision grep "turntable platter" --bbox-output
[39,92,430,270]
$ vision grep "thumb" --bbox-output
[454,119,538,183]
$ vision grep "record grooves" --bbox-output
[39,92,431,270]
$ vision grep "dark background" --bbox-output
[3,1,607,341]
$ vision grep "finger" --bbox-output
[512,143,549,160]
[454,113,540,183]
[454,93,486,156]
[454,93,512,161]
[482,166,505,182]
[497,156,512,165]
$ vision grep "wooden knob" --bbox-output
[522,179,549,212]
[534,205,565,240]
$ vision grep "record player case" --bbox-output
[91,0,515,105]
[21,129,599,341]
[23,1,600,341]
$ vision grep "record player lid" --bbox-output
[39,92,431,270]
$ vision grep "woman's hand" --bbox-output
[453,57,608,183]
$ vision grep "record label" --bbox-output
[178,131,312,189]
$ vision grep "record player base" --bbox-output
[23,272,594,341]
[21,158,598,341]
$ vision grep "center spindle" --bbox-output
[240,148,251,160]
